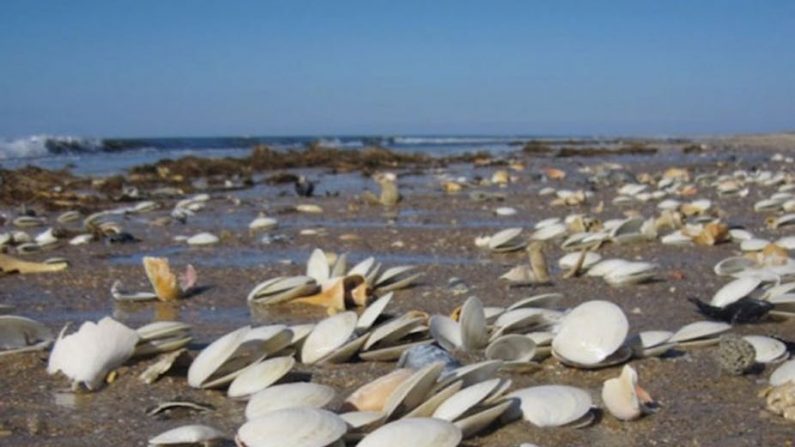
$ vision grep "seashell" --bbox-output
[460,296,488,352]
[13,216,45,228]
[136,321,191,341]
[775,236,795,250]
[397,344,460,373]
[437,360,502,389]
[295,204,324,213]
[507,385,593,427]
[530,223,567,241]
[249,215,278,231]
[767,213,795,230]
[383,362,445,419]
[375,265,422,293]
[602,364,654,421]
[57,210,81,224]
[301,311,357,364]
[306,248,331,283]
[247,276,318,305]
[492,308,552,335]
[187,326,253,388]
[691,222,729,246]
[429,315,463,352]
[404,381,464,418]
[743,335,788,364]
[357,418,462,447]
[143,257,195,301]
[138,348,188,384]
[47,317,139,390]
[246,383,336,420]
[711,277,761,308]
[740,238,770,252]
[186,232,219,246]
[344,368,415,412]
[148,424,226,446]
[603,262,656,286]
[69,234,94,245]
[770,359,795,386]
[660,230,693,246]
[487,228,525,252]
[485,334,537,363]
[586,259,629,278]
[534,217,561,229]
[628,330,674,358]
[356,292,393,332]
[506,293,564,311]
[433,378,505,421]
[754,198,785,212]
[609,217,647,244]
[364,312,425,351]
[0,315,54,355]
[669,321,731,347]
[227,356,295,399]
[292,276,347,310]
[714,256,758,276]
[657,199,681,210]
[236,407,346,447]
[558,251,601,271]
[552,300,628,367]
[729,228,754,241]
[454,399,513,438]
[34,228,59,246]
[495,207,517,216]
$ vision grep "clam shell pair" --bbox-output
[507,385,594,427]
[134,321,192,357]
[481,228,526,252]
[551,300,630,368]
[0,315,53,355]
[429,296,488,353]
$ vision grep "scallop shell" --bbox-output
[236,407,346,447]
[245,383,337,420]
[357,418,462,447]
[551,300,628,366]
[301,311,357,364]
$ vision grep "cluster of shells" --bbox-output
[5,157,795,446]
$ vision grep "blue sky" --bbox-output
[0,0,793,137]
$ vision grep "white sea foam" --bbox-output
[0,135,101,160]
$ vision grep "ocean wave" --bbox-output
[0,135,106,160]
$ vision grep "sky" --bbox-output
[0,0,793,137]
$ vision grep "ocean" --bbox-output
[0,135,534,176]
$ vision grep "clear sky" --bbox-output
[0,0,793,137]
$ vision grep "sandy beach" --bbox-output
[2,136,795,446]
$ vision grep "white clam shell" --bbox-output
[506,293,564,311]
[148,424,225,445]
[508,385,593,427]
[495,206,517,216]
[769,359,795,386]
[587,259,630,277]
[227,356,295,399]
[186,232,219,246]
[249,216,278,231]
[383,362,445,419]
[301,312,357,364]
[432,378,503,421]
[714,256,758,276]
[487,228,524,251]
[364,313,424,351]
[603,262,656,286]
[740,238,770,252]
[460,296,488,352]
[187,326,251,388]
[530,223,567,241]
[306,248,331,283]
[437,360,502,389]
[245,383,336,420]
[534,217,561,229]
[551,300,628,366]
[237,408,346,447]
[485,334,536,362]
[0,315,53,353]
[357,418,462,447]
[711,277,762,308]
[429,316,463,352]
[669,321,731,344]
[356,292,394,332]
[557,252,601,270]
[743,336,788,364]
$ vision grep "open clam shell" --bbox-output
[429,315,462,352]
[383,362,445,419]
[356,292,394,332]
[506,293,564,311]
[0,315,53,355]
[454,399,514,438]
[306,248,331,283]
[669,321,731,347]
[603,262,656,286]
[436,360,503,390]
[628,331,674,358]
[432,378,505,422]
[188,326,254,388]
[301,311,357,364]
[237,407,347,447]
[551,300,628,367]
[227,356,295,399]
[405,380,464,418]
[485,334,536,363]
[344,368,415,412]
[711,277,762,308]
[487,228,525,252]
[357,418,462,447]
[247,276,318,305]
[364,312,425,351]
[507,385,593,427]
[246,383,337,420]
[460,296,488,352]
[375,266,422,293]
[558,252,601,271]
[743,335,788,363]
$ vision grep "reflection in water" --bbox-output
[53,391,93,409]
[112,300,181,323]
[154,301,180,321]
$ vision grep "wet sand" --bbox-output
[2,137,795,446]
